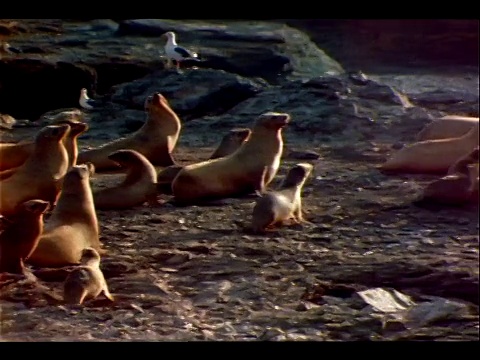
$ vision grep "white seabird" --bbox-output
[163,31,199,70]
[79,88,100,110]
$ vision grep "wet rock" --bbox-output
[410,89,479,115]
[115,19,344,80]
[355,80,412,107]
[108,68,267,120]
[288,150,321,160]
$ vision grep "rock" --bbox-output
[0,113,16,129]
[0,58,97,120]
[409,89,479,115]
[357,288,416,313]
[288,150,321,160]
[115,19,344,81]
[108,68,268,120]
[355,80,413,107]
[348,70,370,86]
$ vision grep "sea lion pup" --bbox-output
[28,163,104,268]
[93,149,159,210]
[380,122,479,174]
[418,147,480,205]
[63,247,114,305]
[77,92,181,171]
[0,141,34,172]
[0,124,71,218]
[249,163,313,233]
[209,128,252,160]
[0,199,50,274]
[416,115,479,141]
[156,127,252,195]
[171,112,291,205]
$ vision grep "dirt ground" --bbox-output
[1,128,478,341]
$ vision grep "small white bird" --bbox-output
[79,88,100,110]
[163,31,199,70]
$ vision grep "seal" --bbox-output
[380,122,479,174]
[63,247,114,305]
[77,93,181,171]
[28,163,104,268]
[93,149,159,210]
[417,147,479,205]
[0,199,50,274]
[156,127,252,195]
[0,141,34,172]
[416,115,479,141]
[171,112,290,204]
[447,147,479,175]
[249,162,313,233]
[51,119,89,169]
[209,128,252,160]
[0,124,71,218]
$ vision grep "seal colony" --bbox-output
[77,93,181,171]
[171,112,290,204]
[1,81,477,310]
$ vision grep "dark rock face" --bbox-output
[108,68,268,120]
[0,58,96,120]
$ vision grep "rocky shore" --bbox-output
[0,19,478,341]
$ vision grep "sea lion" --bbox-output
[419,147,479,205]
[0,199,50,274]
[249,163,313,233]
[52,119,89,169]
[171,112,290,204]
[93,149,159,210]
[156,127,252,195]
[77,93,181,171]
[209,128,252,160]
[0,124,71,218]
[416,115,479,141]
[63,247,114,305]
[0,141,34,171]
[380,122,479,174]
[447,147,479,175]
[28,163,104,268]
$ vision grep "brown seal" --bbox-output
[93,149,159,210]
[63,247,114,305]
[419,147,479,205]
[416,115,479,141]
[447,146,480,175]
[52,119,89,169]
[0,199,50,274]
[171,112,290,204]
[28,163,104,268]
[380,122,479,174]
[0,141,34,172]
[249,163,313,233]
[0,124,71,218]
[77,93,181,171]
[209,128,252,160]
[156,127,252,195]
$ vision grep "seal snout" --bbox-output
[259,112,291,129]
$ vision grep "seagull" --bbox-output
[162,31,199,70]
[79,88,100,110]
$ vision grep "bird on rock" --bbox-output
[162,31,199,71]
[79,88,101,110]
